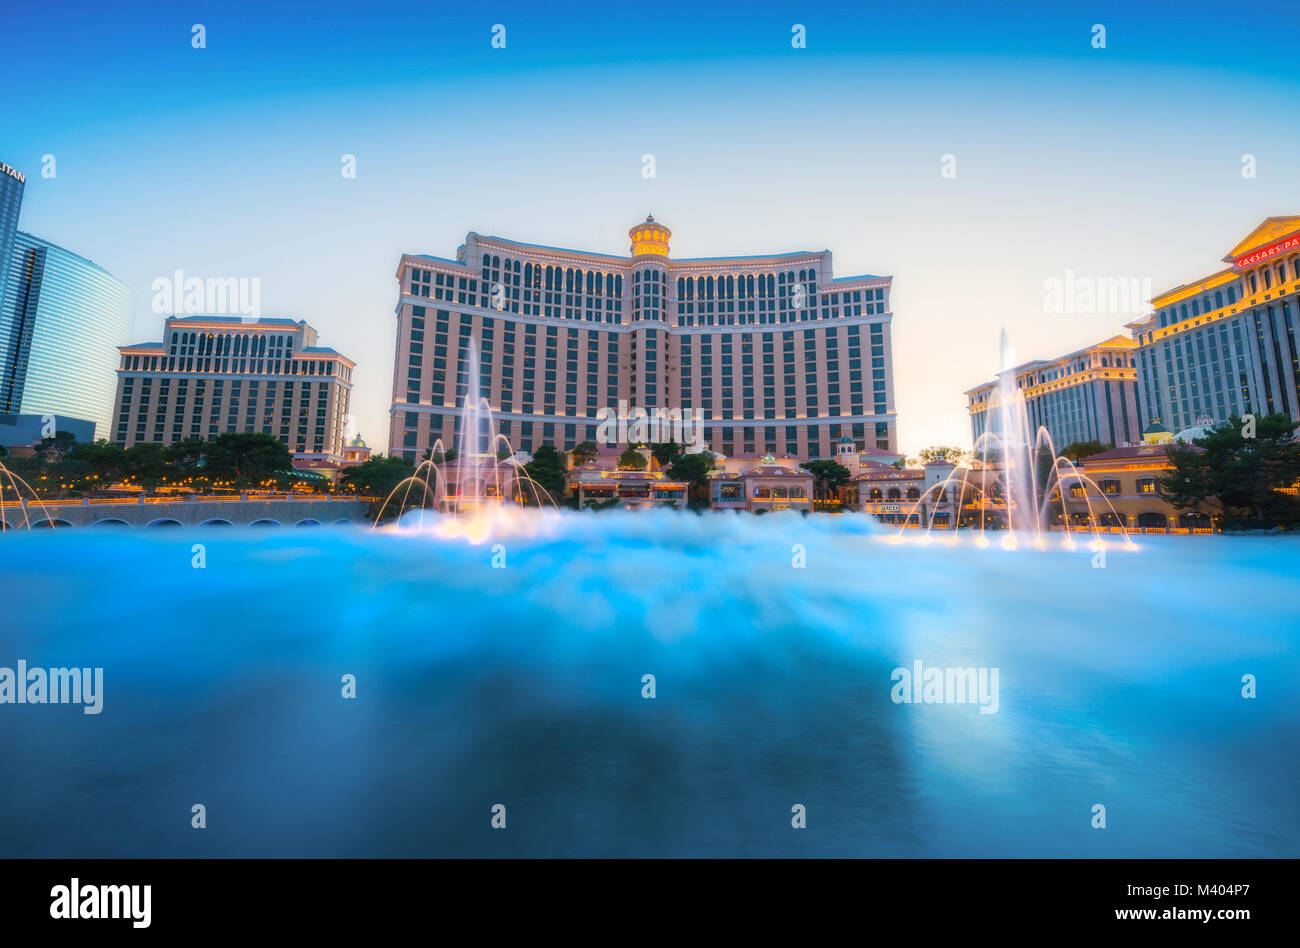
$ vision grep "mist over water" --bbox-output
[0,512,1296,857]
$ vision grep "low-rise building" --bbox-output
[851,459,962,526]
[1069,444,1215,531]
[567,461,689,508]
[708,455,814,512]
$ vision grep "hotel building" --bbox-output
[965,335,1140,451]
[0,159,135,442]
[0,163,23,317]
[112,315,355,463]
[389,217,897,462]
[1125,217,1300,432]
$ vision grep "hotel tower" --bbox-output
[1125,216,1300,432]
[113,315,355,464]
[0,159,135,444]
[389,217,897,462]
[965,335,1141,451]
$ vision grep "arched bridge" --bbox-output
[1,494,371,529]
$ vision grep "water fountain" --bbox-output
[894,329,1136,552]
[373,338,557,536]
[0,459,58,530]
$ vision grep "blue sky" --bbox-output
[2,0,1298,453]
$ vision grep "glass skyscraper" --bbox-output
[0,163,24,333]
[0,160,135,441]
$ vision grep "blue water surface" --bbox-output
[0,511,1296,857]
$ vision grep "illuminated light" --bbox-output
[1233,233,1300,270]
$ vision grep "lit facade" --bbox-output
[112,315,355,463]
[389,217,898,463]
[567,462,690,509]
[708,456,814,512]
[852,460,962,526]
[856,450,1216,533]
[1070,445,1216,531]
[1126,217,1300,431]
[965,335,1140,451]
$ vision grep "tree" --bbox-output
[667,451,714,505]
[67,440,128,485]
[49,457,96,495]
[204,432,293,487]
[337,455,415,498]
[617,446,648,471]
[570,441,599,466]
[425,447,458,464]
[799,459,852,505]
[523,444,567,503]
[36,431,77,462]
[124,443,171,489]
[1161,413,1300,528]
[917,445,969,466]
[167,438,211,476]
[651,441,683,469]
[1060,440,1112,461]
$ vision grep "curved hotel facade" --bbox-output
[0,159,135,443]
[1,232,135,440]
[389,217,897,462]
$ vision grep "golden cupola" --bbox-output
[629,215,670,257]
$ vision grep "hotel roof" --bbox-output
[405,227,892,280]
[1146,216,1300,306]
[852,467,924,482]
[1078,444,1193,463]
[167,315,305,327]
[964,334,1137,394]
[473,235,630,263]
[1222,215,1300,262]
[741,462,813,478]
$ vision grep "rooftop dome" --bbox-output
[837,435,854,444]
[348,434,367,448]
[629,214,670,257]
[1143,420,1171,434]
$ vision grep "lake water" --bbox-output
[0,511,1296,857]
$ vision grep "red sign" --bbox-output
[1233,233,1300,270]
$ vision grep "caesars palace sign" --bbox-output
[1234,232,1300,270]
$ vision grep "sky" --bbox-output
[2,0,1298,455]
